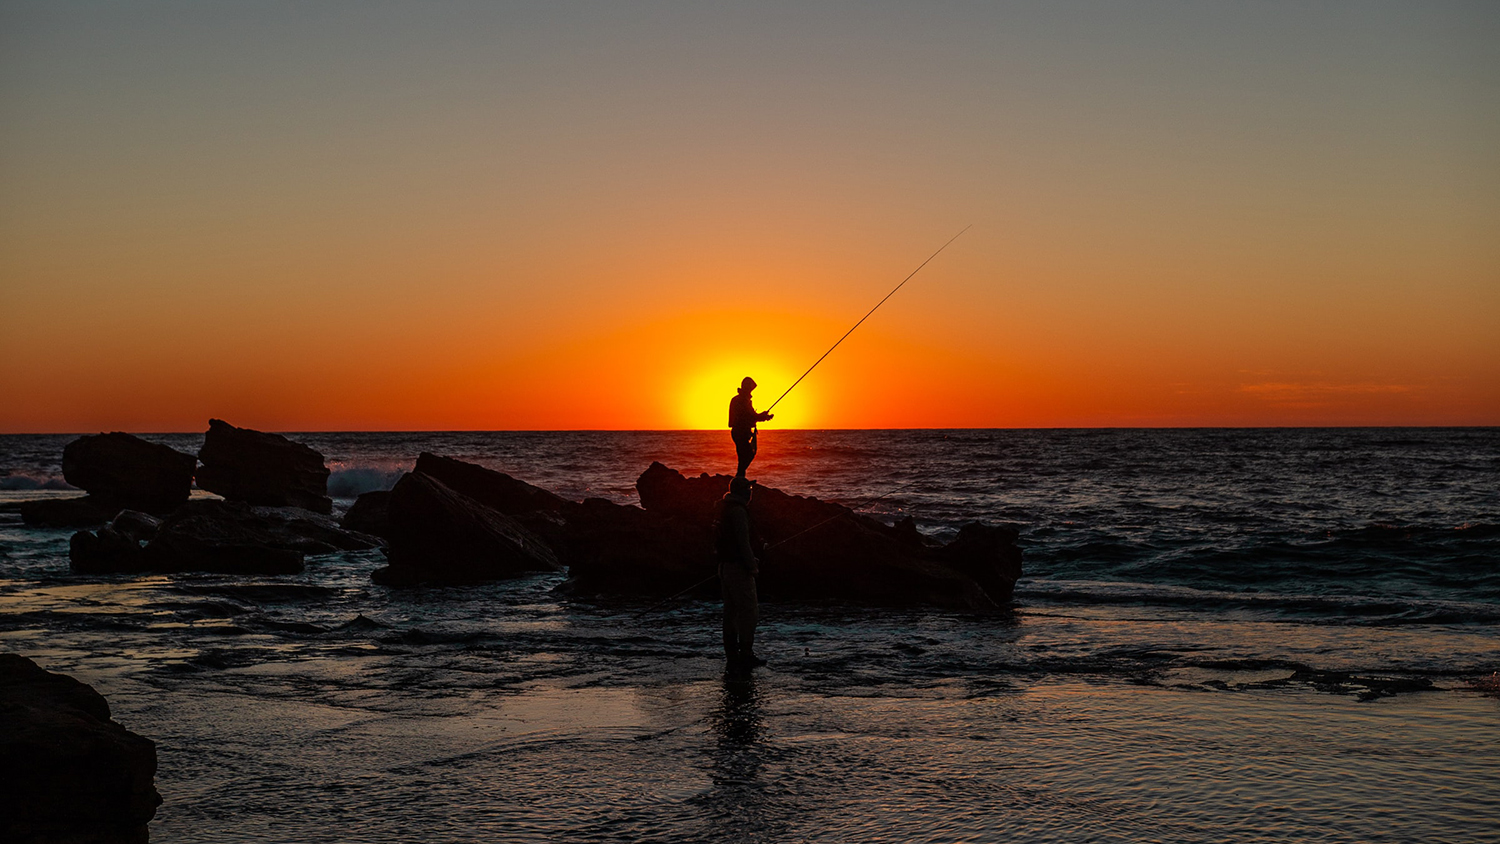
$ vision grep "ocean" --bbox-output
[2,428,1497,843]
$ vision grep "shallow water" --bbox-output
[2,429,1498,841]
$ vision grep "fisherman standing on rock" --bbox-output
[729,377,773,479]
[715,475,765,672]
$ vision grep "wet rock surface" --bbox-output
[0,654,160,844]
[195,419,333,513]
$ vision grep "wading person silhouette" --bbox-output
[728,377,773,479]
[715,476,765,672]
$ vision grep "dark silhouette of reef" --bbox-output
[0,654,160,844]
[36,427,1023,607]
[65,422,369,575]
[359,454,1021,609]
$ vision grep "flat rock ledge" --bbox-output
[0,654,161,844]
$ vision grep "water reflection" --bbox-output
[697,675,780,841]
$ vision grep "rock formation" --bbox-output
[340,490,391,538]
[630,461,1022,607]
[0,654,160,844]
[195,419,332,513]
[19,432,196,527]
[373,455,1022,609]
[17,496,117,529]
[70,500,381,575]
[412,452,572,515]
[372,471,562,587]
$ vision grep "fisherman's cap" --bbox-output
[740,376,757,392]
[727,476,753,499]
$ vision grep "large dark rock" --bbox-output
[373,471,562,587]
[70,499,382,575]
[60,432,196,515]
[631,463,1022,608]
[359,455,1023,609]
[0,654,160,844]
[412,452,573,515]
[555,498,714,595]
[195,419,332,513]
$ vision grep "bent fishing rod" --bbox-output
[631,478,924,619]
[763,224,972,414]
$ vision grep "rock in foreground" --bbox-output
[195,419,332,513]
[0,654,160,844]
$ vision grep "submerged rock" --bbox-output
[69,500,381,575]
[0,654,160,844]
[195,419,332,513]
[61,432,196,515]
[373,471,562,587]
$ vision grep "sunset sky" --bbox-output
[2,1,1496,432]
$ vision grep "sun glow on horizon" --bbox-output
[678,358,813,430]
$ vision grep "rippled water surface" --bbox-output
[2,429,1498,842]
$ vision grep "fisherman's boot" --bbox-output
[739,642,767,669]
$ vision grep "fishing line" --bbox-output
[764,224,972,414]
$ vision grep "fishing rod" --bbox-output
[764,224,972,414]
[631,478,924,618]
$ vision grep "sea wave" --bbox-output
[0,472,76,491]
[326,462,409,499]
[1018,579,1500,625]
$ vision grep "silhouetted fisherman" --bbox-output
[714,476,765,672]
[728,377,773,479]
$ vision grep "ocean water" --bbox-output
[1,428,1497,843]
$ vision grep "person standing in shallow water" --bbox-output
[715,476,765,672]
[728,377,773,479]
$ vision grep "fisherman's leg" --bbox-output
[720,566,740,661]
[732,431,753,478]
[737,575,765,668]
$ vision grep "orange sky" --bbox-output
[2,2,1496,432]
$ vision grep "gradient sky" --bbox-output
[2,1,1496,432]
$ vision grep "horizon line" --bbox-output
[3,424,1496,436]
